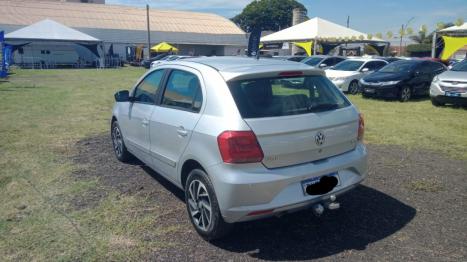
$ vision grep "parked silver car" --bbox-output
[430,59,467,106]
[111,57,368,240]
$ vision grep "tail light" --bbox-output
[217,131,264,163]
[357,113,365,141]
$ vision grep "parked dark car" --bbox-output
[301,55,346,69]
[360,60,447,102]
[272,55,308,62]
[141,53,169,68]
[379,57,402,63]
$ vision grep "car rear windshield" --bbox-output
[228,75,351,118]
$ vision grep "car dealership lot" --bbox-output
[0,68,466,261]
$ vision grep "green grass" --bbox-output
[348,95,467,159]
[0,68,466,260]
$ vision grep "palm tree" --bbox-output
[410,31,430,44]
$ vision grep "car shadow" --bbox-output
[212,185,416,260]
[139,165,415,260]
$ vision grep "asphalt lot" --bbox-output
[72,134,466,261]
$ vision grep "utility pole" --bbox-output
[346,16,350,28]
[146,4,151,59]
[400,17,415,56]
[399,24,404,56]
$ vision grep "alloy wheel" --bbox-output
[400,87,411,102]
[112,125,123,158]
[349,82,359,95]
[187,179,212,231]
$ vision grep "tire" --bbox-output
[348,81,360,95]
[185,169,232,241]
[399,86,412,102]
[111,120,133,162]
[431,98,444,107]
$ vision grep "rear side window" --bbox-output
[162,70,203,112]
[134,69,164,104]
[228,75,350,118]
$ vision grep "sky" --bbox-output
[106,0,467,37]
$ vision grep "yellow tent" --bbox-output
[150,42,179,53]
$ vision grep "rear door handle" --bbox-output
[142,118,149,126]
[177,126,188,137]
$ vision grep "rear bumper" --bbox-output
[207,143,368,223]
[361,84,399,98]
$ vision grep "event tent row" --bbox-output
[260,17,389,56]
[4,19,181,69]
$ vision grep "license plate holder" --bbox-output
[301,172,340,195]
[445,92,461,97]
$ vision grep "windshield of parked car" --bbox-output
[332,60,364,71]
[451,60,467,71]
[379,61,417,73]
[302,57,323,66]
[228,75,350,118]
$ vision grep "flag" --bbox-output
[247,28,261,57]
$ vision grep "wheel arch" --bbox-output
[181,159,206,189]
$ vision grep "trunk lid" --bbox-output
[245,107,359,168]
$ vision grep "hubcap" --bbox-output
[112,125,123,157]
[187,179,212,231]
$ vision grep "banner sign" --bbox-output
[262,43,283,50]
[247,28,261,57]
[1,31,6,78]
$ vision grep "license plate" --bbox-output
[445,92,461,97]
[301,172,340,195]
[364,88,375,93]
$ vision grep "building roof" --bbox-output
[0,0,245,35]
[261,17,385,43]
[5,19,100,42]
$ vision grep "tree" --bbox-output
[410,30,430,44]
[455,18,464,26]
[231,0,307,32]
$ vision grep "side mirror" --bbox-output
[361,68,370,73]
[319,63,327,68]
[114,90,130,102]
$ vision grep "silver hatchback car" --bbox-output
[111,57,368,240]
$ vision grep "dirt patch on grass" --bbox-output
[71,133,467,261]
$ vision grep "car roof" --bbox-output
[344,58,387,62]
[173,56,324,81]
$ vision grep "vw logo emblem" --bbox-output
[315,131,325,146]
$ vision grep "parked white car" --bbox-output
[111,57,368,240]
[325,58,388,94]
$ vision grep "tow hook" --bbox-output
[312,195,340,217]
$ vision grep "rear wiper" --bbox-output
[308,103,339,112]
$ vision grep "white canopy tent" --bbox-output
[5,19,104,68]
[439,23,467,34]
[261,17,388,55]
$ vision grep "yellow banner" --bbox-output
[441,36,467,60]
[293,41,313,56]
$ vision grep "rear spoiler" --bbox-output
[222,68,325,82]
